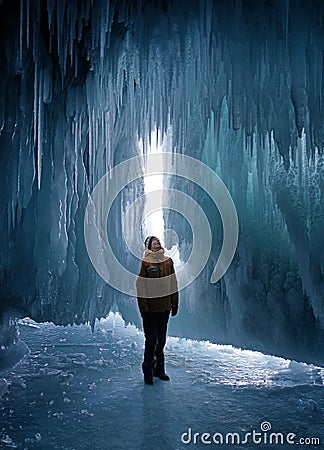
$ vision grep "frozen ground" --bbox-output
[0,313,323,450]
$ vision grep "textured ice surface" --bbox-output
[0,314,323,449]
[0,0,323,364]
[0,320,29,376]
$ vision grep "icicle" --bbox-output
[0,83,4,133]
[33,61,38,146]
[56,0,66,63]
[100,1,109,60]
[26,0,30,48]
[19,0,23,68]
[285,0,289,48]
[37,68,43,190]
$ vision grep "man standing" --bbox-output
[136,236,179,385]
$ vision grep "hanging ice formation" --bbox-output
[0,0,323,365]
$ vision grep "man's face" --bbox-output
[151,237,161,251]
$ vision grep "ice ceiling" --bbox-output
[0,0,323,364]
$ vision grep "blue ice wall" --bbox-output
[0,0,323,364]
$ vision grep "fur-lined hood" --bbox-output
[143,248,169,263]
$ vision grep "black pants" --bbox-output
[142,310,170,377]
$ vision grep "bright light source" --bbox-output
[142,130,165,243]
[139,128,182,269]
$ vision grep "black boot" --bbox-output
[142,362,154,385]
[153,363,170,381]
[144,375,154,385]
[154,372,170,381]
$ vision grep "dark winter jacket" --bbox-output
[136,249,179,315]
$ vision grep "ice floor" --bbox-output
[1,313,324,450]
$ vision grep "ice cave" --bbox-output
[0,0,324,449]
